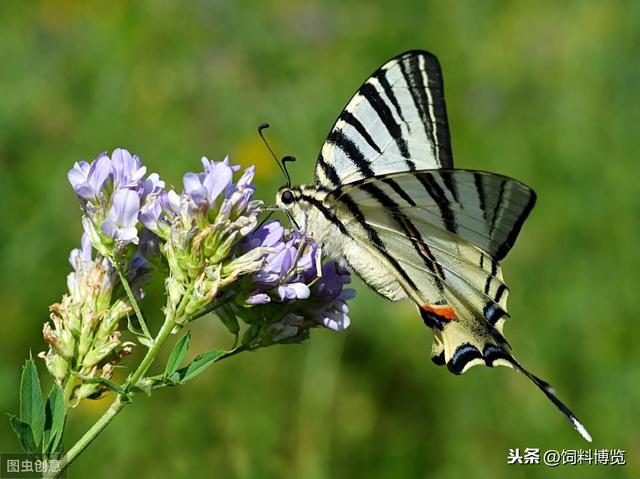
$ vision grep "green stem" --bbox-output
[124,314,176,392]
[50,282,230,477]
[51,307,178,477]
[62,376,76,406]
[44,396,126,479]
[50,334,244,477]
[115,263,152,340]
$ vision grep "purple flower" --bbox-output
[242,220,283,250]
[202,155,240,174]
[111,148,147,189]
[183,157,235,211]
[242,222,318,305]
[68,148,167,255]
[308,262,355,331]
[140,190,180,237]
[67,154,112,200]
[141,173,166,198]
[101,189,141,244]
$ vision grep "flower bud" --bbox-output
[40,234,146,403]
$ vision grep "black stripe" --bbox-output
[484,258,499,295]
[409,55,439,160]
[327,130,375,178]
[447,343,483,375]
[479,252,485,269]
[490,179,507,236]
[441,172,459,203]
[474,173,488,223]
[490,258,499,277]
[431,350,446,366]
[299,193,349,236]
[374,68,406,125]
[399,56,436,159]
[421,54,453,167]
[494,284,507,304]
[484,276,492,295]
[483,302,507,326]
[416,174,458,234]
[359,83,411,161]
[316,152,341,188]
[482,344,512,367]
[360,182,445,288]
[339,193,418,290]
[382,178,416,206]
[420,308,446,331]
[494,189,536,261]
[340,110,381,154]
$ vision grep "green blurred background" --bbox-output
[1,1,638,478]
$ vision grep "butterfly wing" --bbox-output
[315,50,452,189]
[295,50,590,441]
[331,169,534,335]
[328,170,590,441]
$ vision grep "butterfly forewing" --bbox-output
[315,51,452,189]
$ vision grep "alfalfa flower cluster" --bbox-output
[42,148,355,405]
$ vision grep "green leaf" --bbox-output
[20,358,44,447]
[127,316,154,347]
[176,348,227,384]
[9,414,38,453]
[43,384,66,455]
[164,332,191,378]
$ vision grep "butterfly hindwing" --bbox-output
[328,169,536,367]
[323,170,591,441]
[330,169,535,331]
[316,51,452,189]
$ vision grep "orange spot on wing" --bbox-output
[420,304,458,321]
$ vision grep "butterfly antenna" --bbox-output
[281,155,296,188]
[258,123,292,187]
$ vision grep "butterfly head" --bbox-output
[275,186,301,210]
[275,185,306,229]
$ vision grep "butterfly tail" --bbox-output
[508,355,592,442]
[420,305,592,442]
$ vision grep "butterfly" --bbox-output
[273,50,591,441]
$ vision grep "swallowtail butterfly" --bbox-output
[273,50,591,441]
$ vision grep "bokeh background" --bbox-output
[1,1,638,478]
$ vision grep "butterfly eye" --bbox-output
[281,190,294,205]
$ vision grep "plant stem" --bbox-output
[115,263,152,340]
[49,282,224,477]
[51,309,177,477]
[62,376,76,406]
[125,314,176,392]
[44,395,126,479]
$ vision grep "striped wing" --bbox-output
[315,50,452,189]
[326,170,591,441]
[331,169,536,343]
